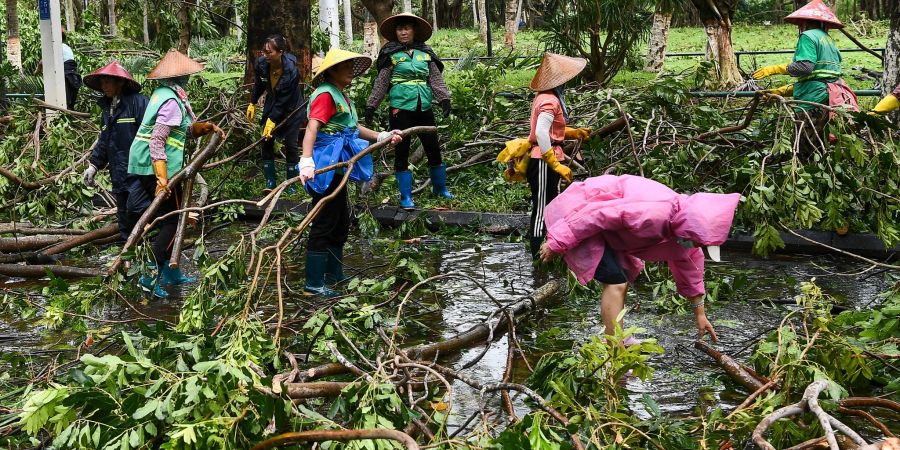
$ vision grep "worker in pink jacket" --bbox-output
[538,175,741,342]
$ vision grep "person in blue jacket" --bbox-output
[81,60,148,241]
[247,34,305,195]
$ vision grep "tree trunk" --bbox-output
[363,20,379,60]
[361,0,394,25]
[108,0,117,36]
[343,0,353,46]
[177,1,191,54]
[64,0,73,32]
[883,1,899,122]
[503,0,517,47]
[5,0,21,72]
[644,5,673,72]
[435,0,462,28]
[142,0,150,45]
[234,4,243,43]
[246,0,312,89]
[691,0,742,88]
[431,0,438,31]
[477,0,488,42]
[402,0,412,13]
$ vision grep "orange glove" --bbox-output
[564,127,591,141]
[152,160,170,197]
[191,122,223,138]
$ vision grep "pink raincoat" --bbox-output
[544,175,741,298]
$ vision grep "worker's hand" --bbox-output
[377,130,403,145]
[440,99,452,117]
[82,164,98,187]
[262,119,276,140]
[871,94,900,115]
[564,127,591,141]
[538,241,557,263]
[191,121,224,138]
[152,160,170,198]
[751,63,789,80]
[298,157,315,185]
[246,104,256,122]
[761,84,794,97]
[696,313,719,343]
[364,107,376,126]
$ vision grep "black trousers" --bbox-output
[526,157,560,257]
[388,106,441,171]
[113,191,132,242]
[125,175,181,266]
[307,175,349,251]
[260,117,301,164]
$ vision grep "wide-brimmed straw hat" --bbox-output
[379,13,433,42]
[147,49,205,80]
[311,48,372,86]
[785,0,843,29]
[83,60,142,94]
[529,53,587,92]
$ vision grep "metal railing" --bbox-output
[666,47,885,71]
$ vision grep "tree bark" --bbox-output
[503,0,517,48]
[5,0,21,72]
[108,0,117,36]
[691,0,742,88]
[343,0,353,46]
[436,0,463,28]
[0,264,100,279]
[361,0,394,27]
[477,0,488,42]
[177,1,192,54]
[0,235,69,253]
[645,6,673,72]
[245,0,312,89]
[142,0,150,45]
[402,0,412,13]
[883,2,899,97]
[431,0,438,31]
[363,20,380,60]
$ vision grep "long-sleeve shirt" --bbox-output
[366,62,451,109]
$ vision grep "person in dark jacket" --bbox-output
[365,13,453,209]
[61,29,82,110]
[81,60,148,241]
[247,34,305,195]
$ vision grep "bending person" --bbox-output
[365,13,452,209]
[82,61,148,241]
[525,53,591,259]
[248,34,304,195]
[126,49,224,298]
[539,175,741,342]
[299,49,401,297]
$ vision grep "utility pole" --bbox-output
[38,0,66,110]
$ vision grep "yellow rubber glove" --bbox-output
[541,150,572,183]
[152,160,169,197]
[246,104,256,122]
[871,94,900,115]
[564,127,592,141]
[763,84,794,97]
[752,63,789,80]
[262,119,276,140]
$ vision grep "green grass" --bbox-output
[359,22,888,90]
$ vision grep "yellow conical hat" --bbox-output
[529,53,587,92]
[311,48,372,86]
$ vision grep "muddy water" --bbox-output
[1,234,891,429]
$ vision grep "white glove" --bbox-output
[377,131,393,142]
[82,164,98,187]
[298,157,315,184]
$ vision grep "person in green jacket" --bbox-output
[365,13,453,209]
[752,0,858,151]
[126,49,224,299]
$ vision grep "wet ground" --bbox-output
[1,233,892,430]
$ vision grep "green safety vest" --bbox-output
[307,82,358,134]
[128,87,190,177]
[792,28,842,110]
[388,49,433,111]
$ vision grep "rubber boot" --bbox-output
[160,265,196,286]
[395,170,415,209]
[138,264,169,299]
[262,160,277,193]
[304,250,339,297]
[324,246,346,285]
[285,164,299,195]
[429,163,454,199]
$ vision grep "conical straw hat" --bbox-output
[529,53,587,92]
[147,49,205,80]
[379,13,433,42]
[785,0,843,29]
[83,60,142,94]
[311,48,372,86]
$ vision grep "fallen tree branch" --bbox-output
[36,223,119,258]
[250,429,420,450]
[0,263,99,278]
[0,141,95,190]
[694,340,766,392]
[0,235,69,252]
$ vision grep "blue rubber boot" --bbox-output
[395,170,415,209]
[285,164,299,195]
[160,265,196,286]
[138,265,169,299]
[324,246,346,285]
[304,250,339,297]
[262,160,277,192]
[429,163,454,199]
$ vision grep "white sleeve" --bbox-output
[535,112,554,155]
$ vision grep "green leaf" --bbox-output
[133,399,159,420]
